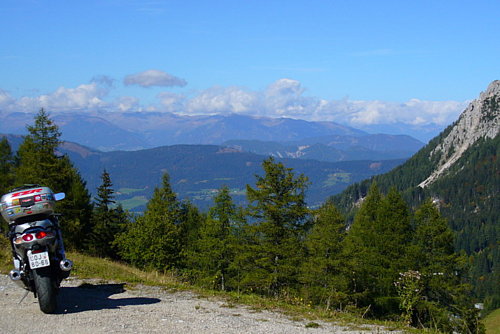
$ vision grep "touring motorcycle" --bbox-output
[1,185,73,314]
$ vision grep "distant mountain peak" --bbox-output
[419,80,500,188]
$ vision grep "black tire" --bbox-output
[33,267,57,314]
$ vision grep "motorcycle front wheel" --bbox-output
[33,267,57,314]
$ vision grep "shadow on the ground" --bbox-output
[56,283,161,314]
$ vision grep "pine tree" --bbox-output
[243,157,310,296]
[342,183,383,307]
[115,173,182,271]
[300,200,348,309]
[0,137,15,194]
[178,200,203,266]
[87,170,128,259]
[15,109,61,185]
[14,109,92,249]
[410,200,483,333]
[375,187,413,297]
[95,169,115,210]
[342,184,412,315]
[0,137,15,234]
[186,186,242,290]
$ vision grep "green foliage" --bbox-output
[115,173,183,271]
[178,200,203,262]
[394,270,423,325]
[0,137,15,234]
[13,109,92,249]
[185,186,245,291]
[0,137,15,195]
[333,128,499,312]
[55,165,93,250]
[15,109,62,186]
[342,184,412,315]
[87,170,129,259]
[409,200,484,333]
[94,169,115,210]
[0,233,11,271]
[242,157,311,296]
[300,200,348,309]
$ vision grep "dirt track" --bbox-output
[0,275,401,333]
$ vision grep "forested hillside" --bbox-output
[59,141,405,211]
[332,81,500,312]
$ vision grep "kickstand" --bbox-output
[19,290,29,304]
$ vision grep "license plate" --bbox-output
[28,251,50,269]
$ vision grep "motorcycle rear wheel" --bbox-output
[33,267,57,314]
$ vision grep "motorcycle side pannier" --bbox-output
[1,186,56,223]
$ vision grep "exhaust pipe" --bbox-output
[9,269,22,281]
[59,259,73,271]
[9,269,25,288]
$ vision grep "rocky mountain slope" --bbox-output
[419,80,500,187]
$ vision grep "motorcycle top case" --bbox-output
[1,186,56,223]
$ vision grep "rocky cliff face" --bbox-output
[419,80,500,188]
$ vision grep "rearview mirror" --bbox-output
[54,193,65,201]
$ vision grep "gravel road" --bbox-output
[0,274,402,334]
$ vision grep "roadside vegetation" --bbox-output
[482,308,500,334]
[0,241,431,333]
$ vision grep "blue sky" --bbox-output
[1,0,499,140]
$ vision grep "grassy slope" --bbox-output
[483,308,500,334]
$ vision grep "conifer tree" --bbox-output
[88,170,128,259]
[244,157,310,295]
[342,184,412,315]
[178,200,203,265]
[0,137,15,195]
[374,187,413,298]
[186,186,243,290]
[342,183,382,306]
[15,109,92,249]
[0,137,15,233]
[410,200,483,333]
[300,200,347,309]
[15,109,62,185]
[95,169,115,210]
[115,173,182,271]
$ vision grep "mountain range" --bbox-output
[0,110,423,159]
[223,133,423,162]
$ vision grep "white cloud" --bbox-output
[115,96,140,112]
[157,92,186,113]
[0,78,467,133]
[262,79,320,117]
[13,83,109,112]
[186,86,258,115]
[178,79,467,130]
[124,69,187,88]
[310,98,468,131]
[0,89,15,108]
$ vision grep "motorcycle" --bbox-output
[1,185,73,314]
